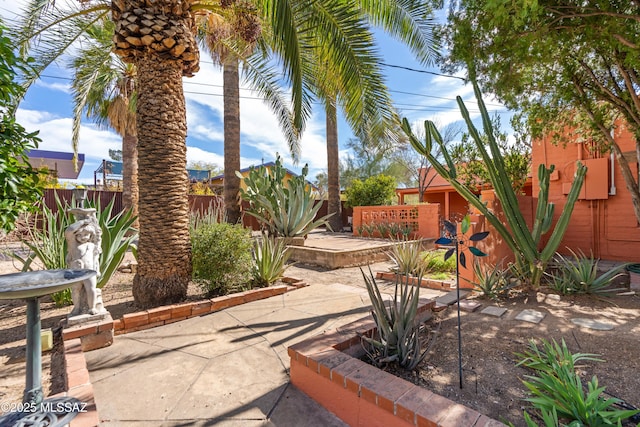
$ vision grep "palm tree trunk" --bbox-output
[224,55,242,224]
[326,99,342,232]
[132,56,191,308]
[122,133,139,228]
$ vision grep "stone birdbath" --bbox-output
[0,269,95,425]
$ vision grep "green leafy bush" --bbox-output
[191,222,252,296]
[0,23,45,233]
[344,174,397,208]
[516,339,639,425]
[252,234,291,287]
[361,266,429,370]
[422,250,456,274]
[550,250,628,295]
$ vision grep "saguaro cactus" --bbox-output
[401,80,587,288]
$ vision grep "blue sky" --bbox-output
[1,0,511,185]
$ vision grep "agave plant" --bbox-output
[361,265,428,370]
[11,192,137,289]
[472,259,517,300]
[252,233,291,287]
[552,249,628,295]
[239,155,333,238]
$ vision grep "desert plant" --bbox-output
[11,193,137,291]
[473,260,516,300]
[552,250,628,295]
[388,240,424,276]
[376,222,390,239]
[191,222,252,296]
[189,199,225,232]
[517,339,639,425]
[403,79,587,288]
[252,233,291,287]
[239,155,332,237]
[361,266,428,369]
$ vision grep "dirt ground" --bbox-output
[379,290,640,426]
[2,246,639,426]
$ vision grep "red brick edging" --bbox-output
[57,279,306,426]
[288,300,504,427]
[375,271,455,292]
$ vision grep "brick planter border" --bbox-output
[288,300,503,427]
[375,271,455,291]
[55,278,306,427]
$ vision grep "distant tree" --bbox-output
[394,122,461,202]
[439,0,640,221]
[345,174,397,208]
[187,161,222,175]
[314,171,328,200]
[451,114,531,194]
[0,21,44,233]
[109,149,123,161]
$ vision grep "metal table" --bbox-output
[0,269,96,426]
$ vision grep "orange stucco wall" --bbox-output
[532,125,640,262]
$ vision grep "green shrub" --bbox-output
[516,339,639,425]
[191,222,252,296]
[422,250,456,274]
[252,234,291,287]
[344,174,397,208]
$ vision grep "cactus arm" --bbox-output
[532,164,552,244]
[540,161,587,261]
[402,118,522,257]
[456,93,538,262]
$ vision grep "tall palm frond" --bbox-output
[10,0,110,103]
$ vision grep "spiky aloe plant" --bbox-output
[401,80,587,288]
[361,242,429,370]
[252,233,291,287]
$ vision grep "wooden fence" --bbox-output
[42,189,350,231]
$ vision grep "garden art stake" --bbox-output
[435,215,488,388]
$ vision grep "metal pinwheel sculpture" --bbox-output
[435,215,488,388]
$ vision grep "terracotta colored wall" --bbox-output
[533,125,640,262]
[352,204,441,239]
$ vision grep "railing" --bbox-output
[352,204,441,239]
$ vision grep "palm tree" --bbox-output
[289,0,438,232]
[70,18,139,224]
[13,0,436,308]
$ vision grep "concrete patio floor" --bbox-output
[85,260,447,425]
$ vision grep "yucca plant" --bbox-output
[361,265,428,370]
[552,249,628,295]
[252,233,291,287]
[473,260,516,300]
[189,199,225,233]
[388,239,424,277]
[516,339,639,425]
